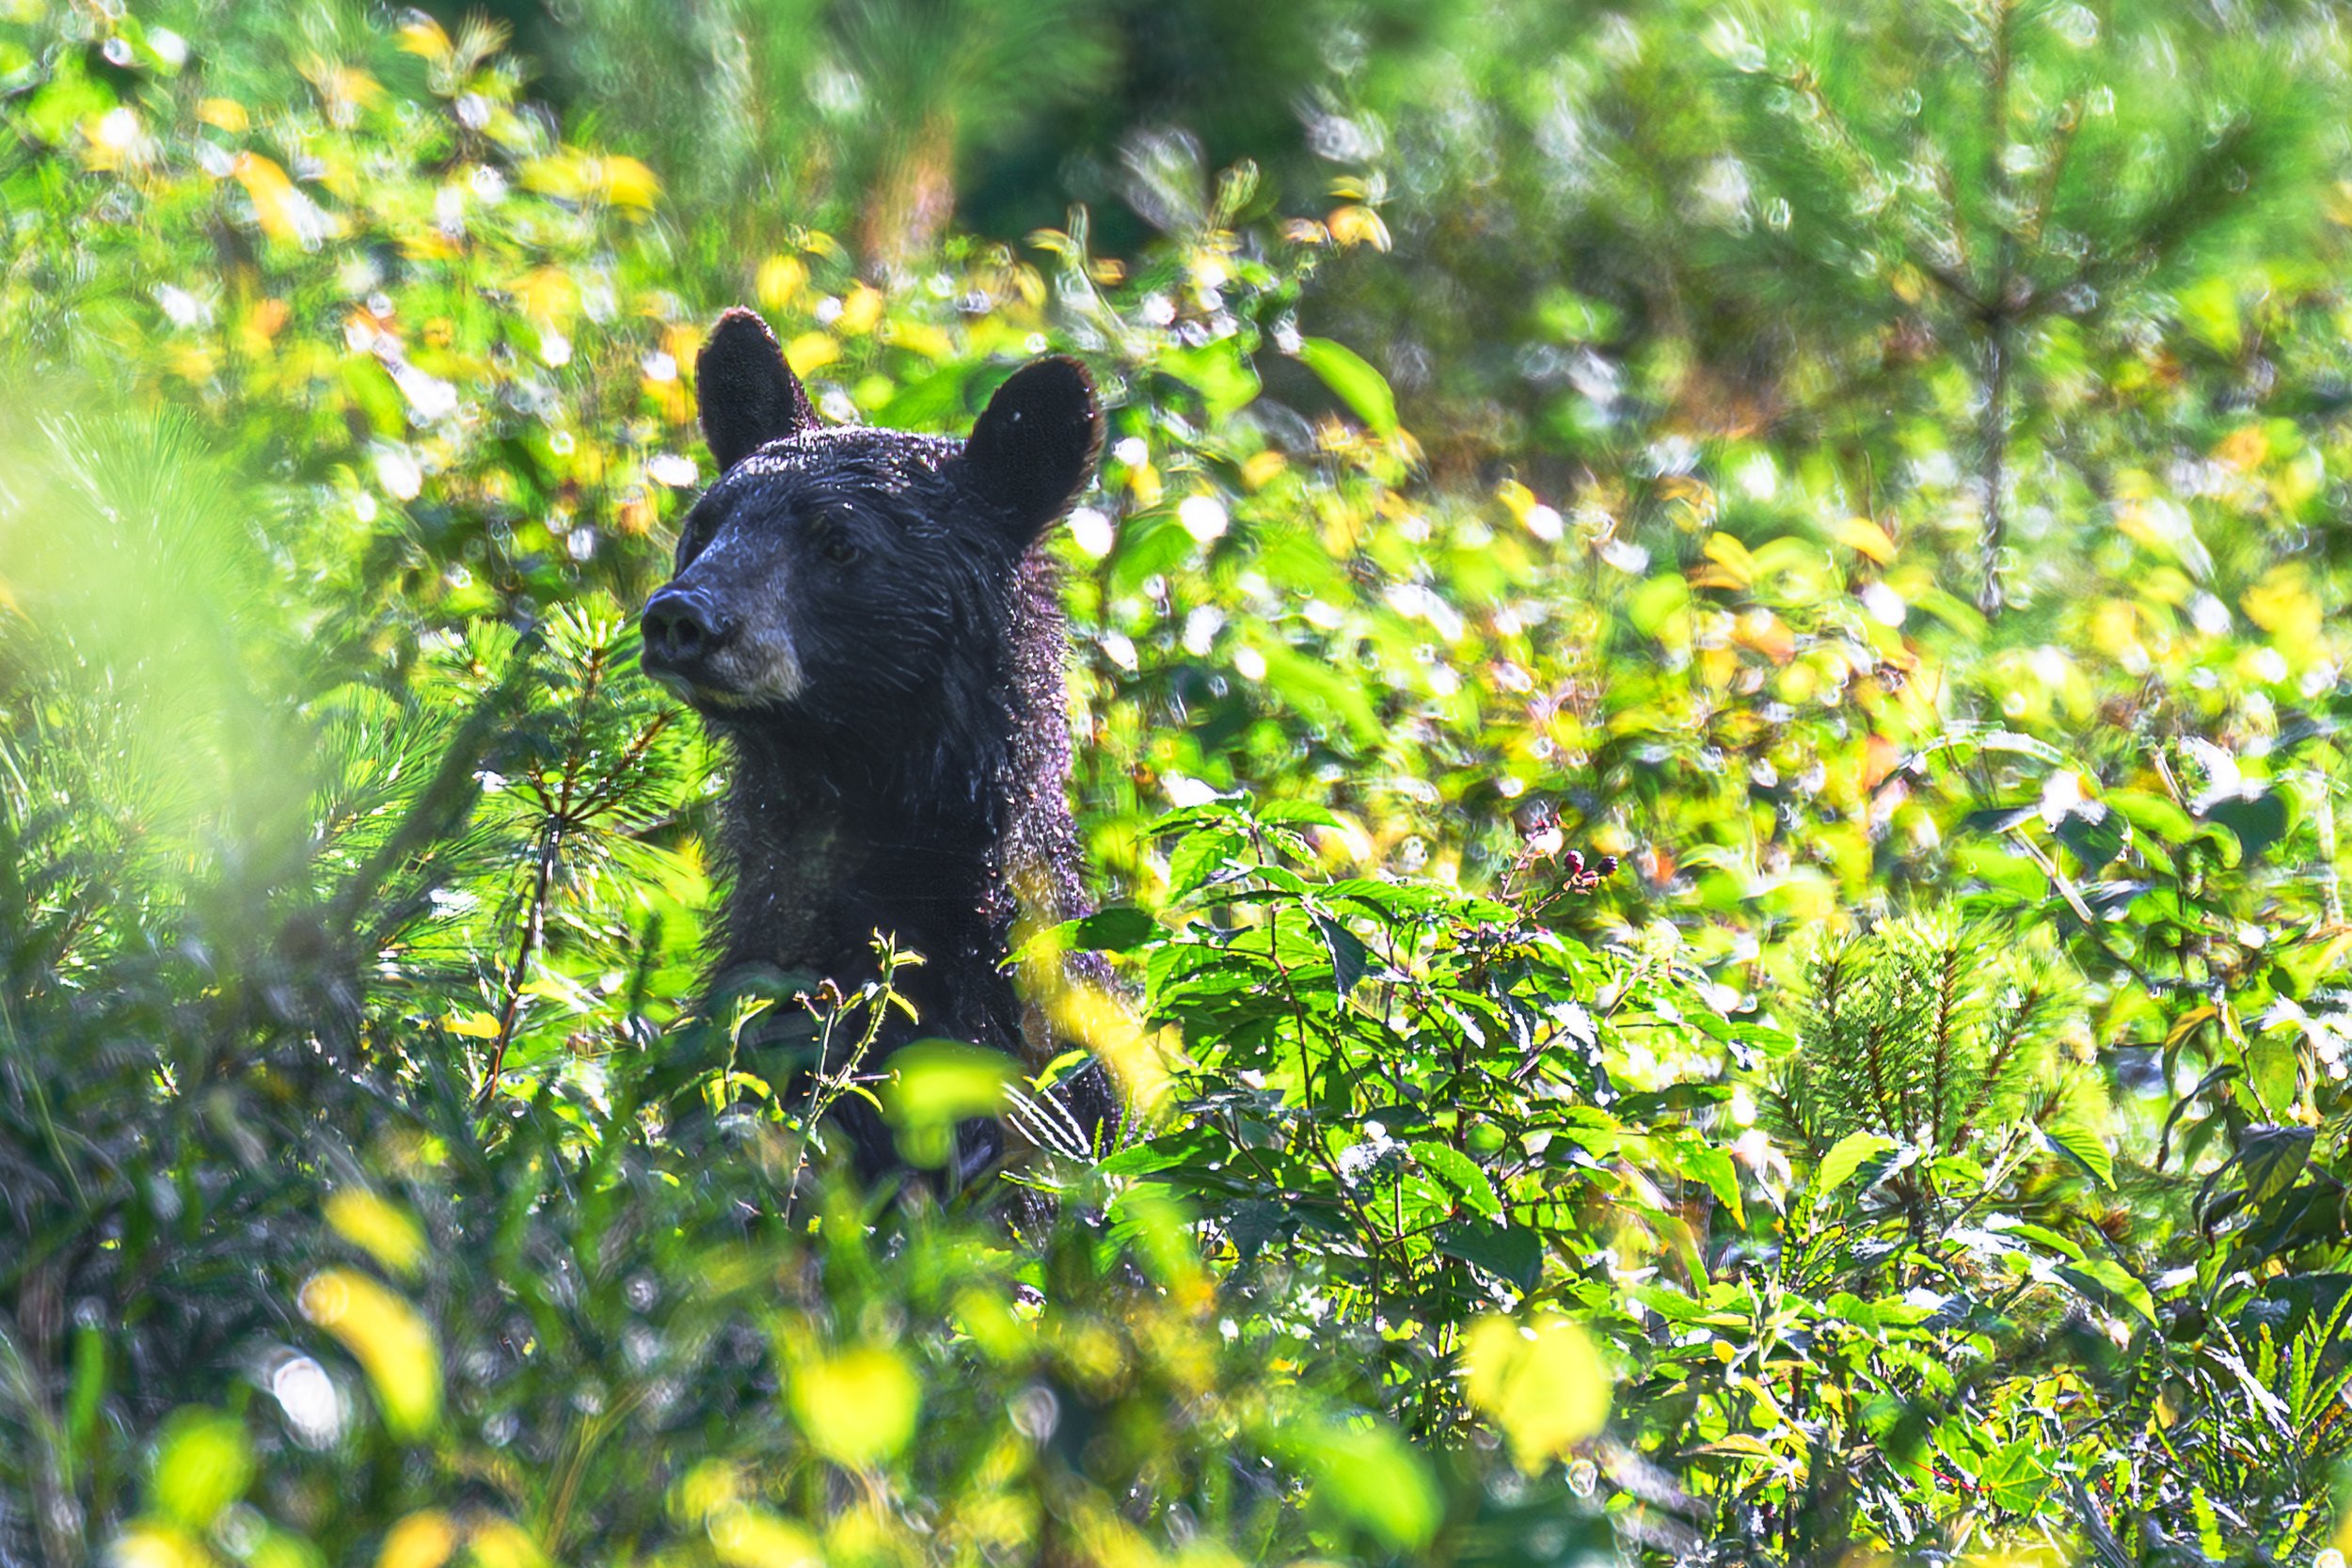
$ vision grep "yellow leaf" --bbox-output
[837,286,884,337]
[197,98,248,134]
[2213,424,2268,472]
[1327,203,1391,252]
[784,333,839,378]
[1493,479,1536,520]
[882,320,956,361]
[442,1011,501,1039]
[671,1460,743,1525]
[376,1511,458,1568]
[1832,515,1897,564]
[462,1516,547,1568]
[513,266,577,325]
[2165,1005,2218,1048]
[300,1269,442,1440]
[789,1346,919,1467]
[1464,1313,1611,1470]
[396,17,452,58]
[1242,451,1288,490]
[707,1506,822,1568]
[326,1189,428,1279]
[600,154,660,209]
[1701,531,1756,586]
[2242,564,2323,649]
[755,255,807,311]
[109,1526,209,1568]
[517,154,589,201]
[232,152,336,245]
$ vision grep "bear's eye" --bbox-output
[814,519,860,565]
[676,510,717,566]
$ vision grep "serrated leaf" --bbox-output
[1410,1140,1502,1218]
[1311,912,1370,999]
[1433,1220,1543,1291]
[1672,1140,1745,1227]
[1257,799,1343,829]
[1166,826,1243,900]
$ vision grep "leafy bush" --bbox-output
[8,2,2352,1566]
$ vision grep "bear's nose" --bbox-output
[642,587,736,669]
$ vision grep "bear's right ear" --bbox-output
[696,308,815,472]
[960,356,1104,544]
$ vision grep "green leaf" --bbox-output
[2057,1259,2158,1328]
[1814,1130,1898,1194]
[1255,641,1382,749]
[1291,1420,1439,1549]
[1311,912,1370,999]
[1979,1439,2051,1513]
[1069,906,1157,952]
[1295,338,1398,437]
[1410,1141,1502,1218]
[1433,1220,1543,1291]
[2039,1121,2114,1187]
[2107,789,2197,845]
[2247,1124,2315,1204]
[882,1041,1014,1168]
[1257,799,1343,829]
[2199,789,2289,862]
[2053,803,2127,869]
[1671,1139,1745,1227]
[1167,827,1244,900]
[1158,338,1262,420]
[151,1408,253,1529]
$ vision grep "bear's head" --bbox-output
[641,308,1102,729]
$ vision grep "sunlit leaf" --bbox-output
[376,1511,459,1568]
[707,1507,823,1568]
[299,1270,442,1440]
[1464,1313,1612,1469]
[2056,1259,2158,1328]
[1291,1420,1439,1548]
[151,1408,252,1529]
[325,1189,428,1279]
[1411,1140,1502,1218]
[1813,1130,1898,1195]
[1295,338,1398,438]
[881,1041,1014,1168]
[790,1346,921,1467]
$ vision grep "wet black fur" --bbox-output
[648,309,1116,1181]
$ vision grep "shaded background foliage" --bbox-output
[7,0,2352,1563]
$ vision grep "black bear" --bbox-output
[642,307,1117,1182]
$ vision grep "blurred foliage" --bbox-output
[8,0,2352,1564]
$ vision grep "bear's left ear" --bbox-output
[960,356,1103,543]
[697,307,816,472]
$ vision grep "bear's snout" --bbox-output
[641,585,737,673]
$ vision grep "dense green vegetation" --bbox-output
[7,0,2352,1561]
